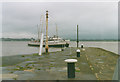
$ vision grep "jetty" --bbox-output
[2,47,118,80]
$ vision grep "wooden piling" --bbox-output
[45,10,49,53]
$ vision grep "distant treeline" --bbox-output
[0,38,119,41]
[1,38,31,41]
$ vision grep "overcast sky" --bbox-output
[2,2,118,40]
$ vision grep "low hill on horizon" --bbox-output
[0,38,118,41]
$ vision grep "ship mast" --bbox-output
[45,11,49,53]
[37,24,40,42]
[56,24,58,38]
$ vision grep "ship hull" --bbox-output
[28,42,69,47]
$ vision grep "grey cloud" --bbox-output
[2,2,118,39]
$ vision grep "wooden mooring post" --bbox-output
[45,10,49,53]
[77,25,79,48]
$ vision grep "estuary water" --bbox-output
[1,41,119,56]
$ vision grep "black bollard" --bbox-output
[76,49,80,57]
[81,44,83,48]
[61,44,65,51]
[61,47,65,51]
[61,48,64,51]
[65,59,77,78]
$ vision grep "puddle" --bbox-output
[81,62,87,65]
[50,62,55,64]
[58,70,64,72]
[96,59,102,60]
[101,56,106,58]
[98,61,104,63]
[14,71,25,74]
[89,56,94,57]
[23,61,37,64]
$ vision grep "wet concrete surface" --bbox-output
[1,47,118,80]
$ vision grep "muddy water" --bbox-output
[1,41,61,56]
[1,41,119,57]
[70,41,118,54]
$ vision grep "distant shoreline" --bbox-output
[0,38,119,41]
